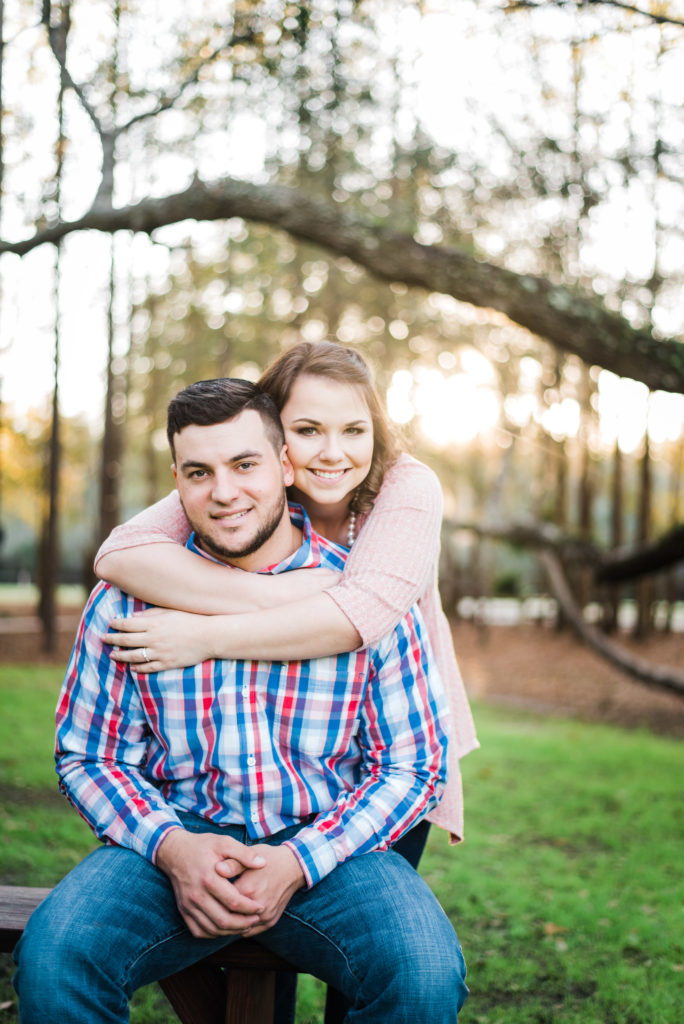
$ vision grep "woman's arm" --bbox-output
[96,491,335,613]
[328,454,443,646]
[105,592,361,670]
[100,454,442,667]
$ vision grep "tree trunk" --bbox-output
[602,440,624,633]
[98,238,124,548]
[633,417,653,639]
[39,252,61,651]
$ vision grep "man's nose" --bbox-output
[211,471,240,503]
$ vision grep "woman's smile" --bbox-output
[307,467,351,480]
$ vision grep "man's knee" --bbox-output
[14,904,96,1020]
[373,913,468,1018]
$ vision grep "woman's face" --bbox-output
[279,374,374,510]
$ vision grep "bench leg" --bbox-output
[225,967,275,1024]
[159,962,276,1024]
[159,961,226,1024]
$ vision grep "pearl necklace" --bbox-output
[347,510,357,547]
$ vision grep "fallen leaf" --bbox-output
[543,921,569,936]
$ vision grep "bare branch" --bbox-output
[2,176,684,393]
[505,0,684,29]
[587,0,684,28]
[449,516,684,582]
[595,524,684,584]
[119,31,256,133]
[41,0,106,139]
[540,549,684,697]
[445,517,684,695]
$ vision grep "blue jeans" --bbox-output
[14,815,467,1023]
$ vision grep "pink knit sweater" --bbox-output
[95,453,478,841]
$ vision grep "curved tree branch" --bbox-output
[449,516,684,582]
[2,176,684,393]
[505,0,684,29]
[539,549,684,697]
[596,524,684,584]
[446,517,684,696]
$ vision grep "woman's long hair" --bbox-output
[258,340,401,514]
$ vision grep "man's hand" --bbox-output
[155,829,267,938]
[215,843,305,937]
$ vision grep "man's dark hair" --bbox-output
[166,378,285,458]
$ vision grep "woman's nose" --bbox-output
[319,434,343,461]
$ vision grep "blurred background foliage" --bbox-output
[2,0,684,650]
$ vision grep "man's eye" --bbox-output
[189,470,207,479]
[237,461,256,471]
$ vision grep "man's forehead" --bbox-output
[174,410,271,462]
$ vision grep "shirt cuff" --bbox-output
[115,812,184,863]
[282,827,342,889]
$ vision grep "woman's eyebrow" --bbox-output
[289,417,370,425]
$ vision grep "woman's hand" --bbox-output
[104,608,217,672]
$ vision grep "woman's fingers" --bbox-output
[107,648,161,673]
[103,630,146,647]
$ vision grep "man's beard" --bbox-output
[184,490,287,563]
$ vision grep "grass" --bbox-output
[1,664,682,1022]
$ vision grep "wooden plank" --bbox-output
[0,886,52,952]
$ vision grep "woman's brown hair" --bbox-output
[258,340,401,514]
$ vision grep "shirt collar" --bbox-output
[186,503,326,575]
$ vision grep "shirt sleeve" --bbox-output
[283,607,449,887]
[55,584,183,862]
[327,455,444,646]
[93,490,191,570]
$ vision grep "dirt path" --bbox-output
[452,621,684,738]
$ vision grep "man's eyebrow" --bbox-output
[179,450,263,472]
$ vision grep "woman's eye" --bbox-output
[297,427,317,436]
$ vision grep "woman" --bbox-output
[98,341,478,850]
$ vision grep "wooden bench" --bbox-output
[0,885,299,1024]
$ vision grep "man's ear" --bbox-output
[171,463,178,485]
[281,445,295,487]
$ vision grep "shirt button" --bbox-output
[247,754,256,766]
[251,812,259,823]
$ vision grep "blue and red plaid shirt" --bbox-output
[56,505,449,887]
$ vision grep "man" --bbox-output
[15,379,467,1022]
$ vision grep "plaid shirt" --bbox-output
[56,506,448,888]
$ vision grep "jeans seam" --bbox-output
[123,924,194,986]
[281,907,359,984]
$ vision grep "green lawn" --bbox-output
[1,664,682,1022]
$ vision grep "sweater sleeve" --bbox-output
[94,491,191,569]
[327,454,443,647]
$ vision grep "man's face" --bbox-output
[172,410,295,570]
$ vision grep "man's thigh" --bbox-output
[259,849,467,1018]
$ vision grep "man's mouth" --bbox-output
[211,509,250,522]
